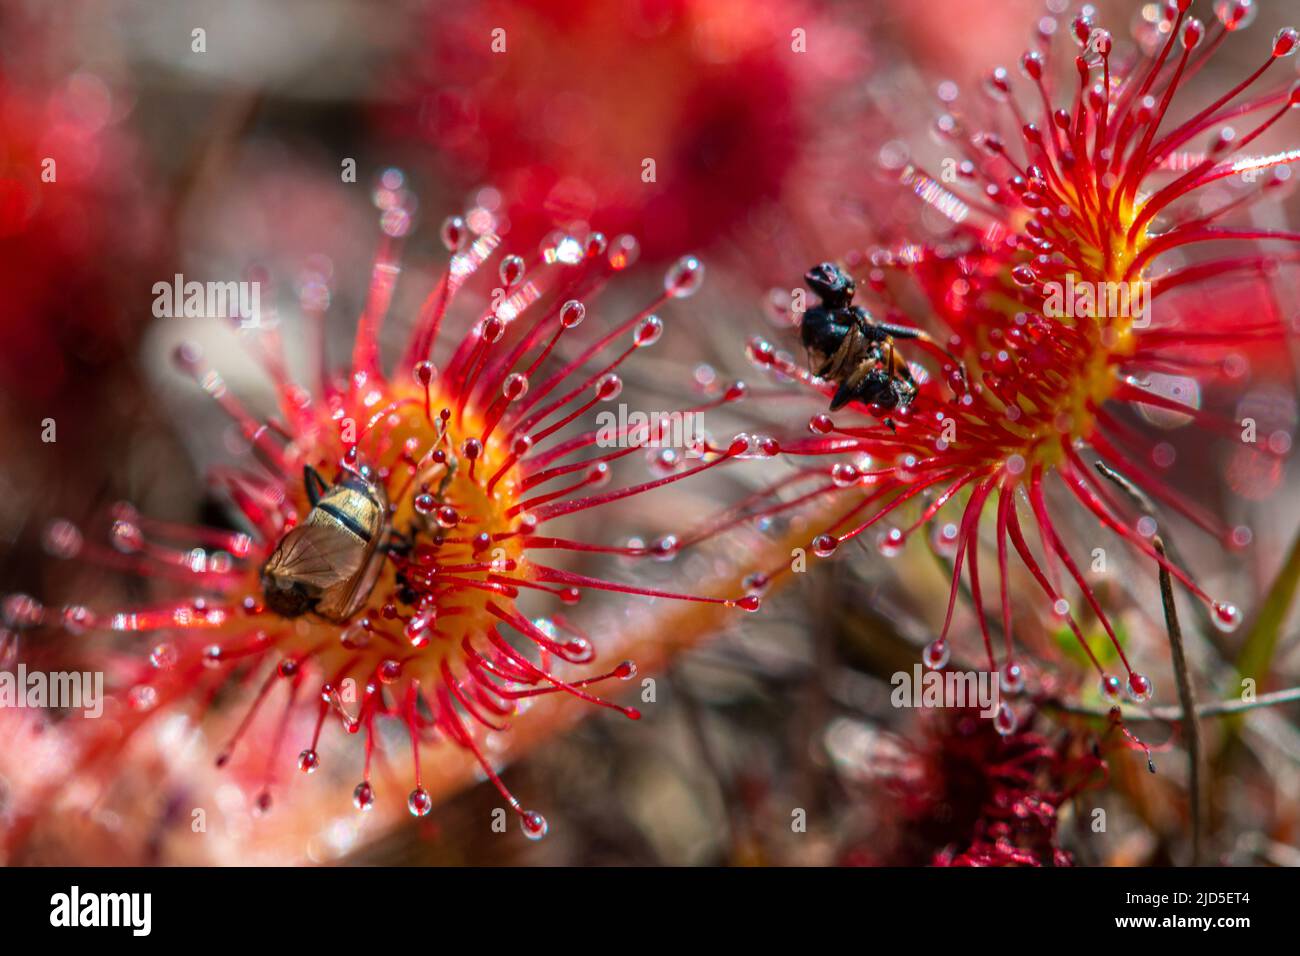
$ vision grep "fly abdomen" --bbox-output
[318,503,373,542]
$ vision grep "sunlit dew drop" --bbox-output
[1011,263,1037,287]
[481,316,505,344]
[149,642,178,670]
[552,235,585,265]
[608,234,639,271]
[1127,672,1154,703]
[440,215,468,253]
[649,448,681,474]
[338,621,369,650]
[564,635,595,665]
[498,254,526,288]
[1100,674,1123,703]
[923,640,950,671]
[353,782,375,811]
[596,374,622,402]
[61,605,95,634]
[502,373,529,401]
[634,315,663,347]
[407,787,433,817]
[827,463,858,489]
[3,593,43,628]
[412,361,437,386]
[405,610,434,647]
[43,519,83,559]
[983,66,1010,102]
[812,534,838,558]
[1000,660,1026,695]
[521,810,548,840]
[723,433,751,458]
[560,299,585,328]
[297,749,320,774]
[664,255,705,298]
[0,629,17,669]
[878,138,910,170]
[1214,0,1257,31]
[747,337,776,369]
[373,167,405,204]
[993,702,1018,736]
[111,519,144,554]
[127,685,158,712]
[877,527,905,558]
[1212,601,1241,633]
[931,522,960,559]
[894,453,919,482]
[1083,27,1112,64]
[465,204,496,236]
[764,287,794,327]
[381,207,412,238]
[650,535,679,562]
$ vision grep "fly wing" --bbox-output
[264,525,365,590]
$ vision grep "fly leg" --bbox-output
[384,530,414,556]
[873,321,968,391]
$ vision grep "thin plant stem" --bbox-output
[1095,461,1204,864]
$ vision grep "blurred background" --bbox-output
[1,0,1299,865]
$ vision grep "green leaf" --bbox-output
[1233,527,1300,691]
[1217,527,1300,757]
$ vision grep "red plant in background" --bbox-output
[840,707,1107,867]
[4,184,769,839]
[739,1,1298,717]
[0,61,153,404]
[385,0,861,259]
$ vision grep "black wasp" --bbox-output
[799,262,957,422]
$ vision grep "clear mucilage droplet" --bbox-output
[664,255,705,298]
[923,640,950,670]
